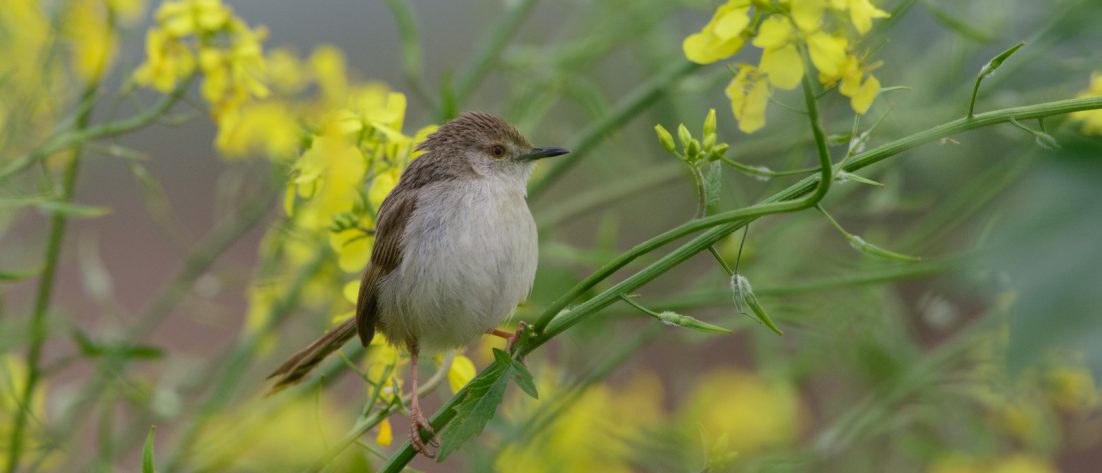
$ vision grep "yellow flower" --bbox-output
[133,29,196,92]
[498,370,664,473]
[193,394,367,471]
[1043,362,1100,413]
[66,0,118,81]
[448,354,477,394]
[368,167,400,210]
[807,32,849,79]
[329,225,374,273]
[753,16,804,90]
[288,133,366,229]
[838,0,891,35]
[725,65,771,133]
[679,370,802,454]
[1071,72,1102,135]
[683,0,752,64]
[157,0,231,37]
[837,56,880,114]
[214,101,300,159]
[266,48,309,95]
[790,0,826,32]
[928,453,1058,473]
[375,418,393,446]
[310,46,350,106]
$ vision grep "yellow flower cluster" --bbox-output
[134,0,273,130]
[683,0,889,132]
[1070,72,1102,135]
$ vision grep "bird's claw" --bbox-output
[410,408,438,458]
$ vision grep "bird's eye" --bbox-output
[490,145,506,158]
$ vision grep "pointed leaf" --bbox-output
[436,362,511,461]
[142,425,157,473]
[511,359,539,399]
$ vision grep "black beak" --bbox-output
[519,147,570,162]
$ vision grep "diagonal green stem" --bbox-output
[0,74,195,181]
[528,60,701,201]
[445,0,540,117]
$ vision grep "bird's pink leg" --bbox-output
[408,343,438,458]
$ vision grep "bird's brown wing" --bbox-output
[356,188,417,346]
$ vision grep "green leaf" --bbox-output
[142,425,157,473]
[436,361,511,461]
[704,162,723,214]
[0,267,40,282]
[72,330,165,359]
[511,359,539,399]
[846,235,922,262]
[36,201,111,218]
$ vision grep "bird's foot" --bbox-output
[409,406,438,458]
[488,321,528,354]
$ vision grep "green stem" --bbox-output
[535,162,683,230]
[382,0,434,109]
[446,0,540,116]
[5,84,97,473]
[374,92,1102,472]
[0,74,195,181]
[528,60,702,201]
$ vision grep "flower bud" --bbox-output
[654,124,677,153]
[703,108,717,141]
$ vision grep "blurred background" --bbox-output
[1,0,1101,472]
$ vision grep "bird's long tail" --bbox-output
[265,319,357,396]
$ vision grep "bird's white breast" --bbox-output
[374,176,538,351]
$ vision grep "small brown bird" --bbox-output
[266,112,568,456]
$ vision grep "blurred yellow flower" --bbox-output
[193,394,368,471]
[683,0,751,65]
[1043,361,1100,413]
[1071,72,1102,135]
[376,418,393,446]
[928,453,1058,473]
[679,370,802,455]
[65,0,118,81]
[725,65,771,133]
[836,0,891,35]
[215,101,299,159]
[448,354,477,394]
[133,29,196,92]
[498,370,664,473]
[157,0,230,37]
